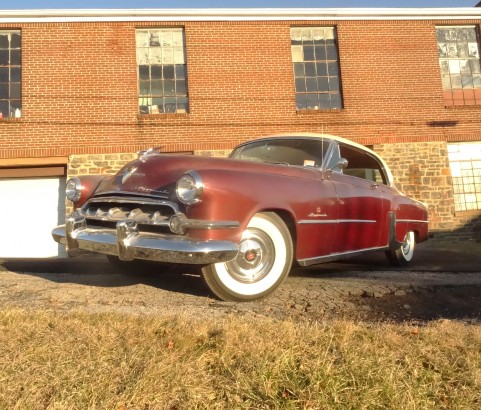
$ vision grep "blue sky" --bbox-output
[2,0,478,10]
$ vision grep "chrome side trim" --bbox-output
[298,219,376,225]
[52,214,239,265]
[298,245,388,267]
[396,219,429,224]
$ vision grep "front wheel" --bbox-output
[202,212,293,301]
[386,230,416,266]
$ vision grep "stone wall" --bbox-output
[67,146,481,244]
[374,141,481,244]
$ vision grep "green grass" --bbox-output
[0,309,480,409]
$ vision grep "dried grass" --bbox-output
[0,309,480,409]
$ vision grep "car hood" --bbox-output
[94,153,320,198]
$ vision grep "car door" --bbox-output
[327,143,388,253]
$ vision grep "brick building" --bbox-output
[0,8,480,257]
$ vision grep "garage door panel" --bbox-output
[0,177,66,258]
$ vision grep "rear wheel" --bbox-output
[386,230,416,266]
[202,212,293,301]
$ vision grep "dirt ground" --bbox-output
[0,245,480,324]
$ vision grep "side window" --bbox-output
[339,144,387,184]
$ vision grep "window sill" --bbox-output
[137,113,189,120]
[296,108,343,115]
[444,104,481,110]
[0,117,21,122]
[454,209,481,218]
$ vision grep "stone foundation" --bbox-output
[374,141,481,244]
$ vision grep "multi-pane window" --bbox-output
[448,142,481,212]
[0,31,21,118]
[136,28,188,114]
[437,26,481,106]
[291,27,342,110]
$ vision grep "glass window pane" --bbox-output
[11,67,20,82]
[0,67,8,82]
[10,83,20,99]
[318,94,331,109]
[175,65,186,80]
[329,77,340,92]
[330,93,342,109]
[164,80,175,96]
[164,97,176,113]
[151,80,163,96]
[315,45,326,60]
[151,65,162,79]
[306,94,319,109]
[0,101,8,117]
[0,35,8,49]
[306,77,317,92]
[0,83,8,98]
[10,50,20,66]
[139,65,149,80]
[176,79,186,95]
[295,78,306,92]
[163,65,175,79]
[11,33,20,49]
[316,62,328,76]
[317,77,329,92]
[328,62,339,76]
[294,63,305,78]
[0,50,8,66]
[139,80,150,95]
[303,45,315,61]
[305,62,316,77]
[296,94,307,110]
[326,44,338,60]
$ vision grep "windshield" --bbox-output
[229,138,329,168]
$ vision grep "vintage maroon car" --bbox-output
[52,133,428,301]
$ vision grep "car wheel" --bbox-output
[386,230,415,266]
[202,212,293,301]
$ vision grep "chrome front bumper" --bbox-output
[52,213,239,265]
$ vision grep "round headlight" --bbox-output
[176,171,203,205]
[65,177,82,202]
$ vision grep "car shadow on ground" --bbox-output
[0,256,212,298]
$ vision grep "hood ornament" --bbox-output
[137,146,165,162]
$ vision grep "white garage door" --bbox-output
[0,177,67,258]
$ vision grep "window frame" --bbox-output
[436,25,481,106]
[0,30,21,119]
[290,26,343,111]
[447,142,481,212]
[136,27,189,115]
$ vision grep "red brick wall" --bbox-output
[1,19,481,159]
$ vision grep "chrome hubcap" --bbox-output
[402,233,412,256]
[225,228,275,283]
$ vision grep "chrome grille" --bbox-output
[80,196,179,228]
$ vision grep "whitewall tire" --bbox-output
[202,212,293,301]
[387,230,416,267]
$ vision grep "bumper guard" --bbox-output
[52,213,239,265]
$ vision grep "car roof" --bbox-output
[237,132,394,187]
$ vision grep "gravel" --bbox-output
[1,254,480,324]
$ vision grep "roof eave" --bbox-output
[0,8,481,23]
